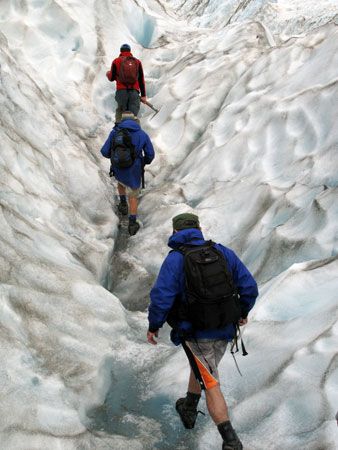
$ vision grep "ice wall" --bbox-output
[0,3,138,448]
[166,0,338,35]
[110,4,338,450]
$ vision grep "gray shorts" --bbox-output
[185,339,227,389]
[117,181,140,198]
[115,89,140,117]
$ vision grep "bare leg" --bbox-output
[115,106,123,124]
[117,183,126,196]
[188,370,229,423]
[188,370,202,395]
[205,384,229,425]
[129,196,138,216]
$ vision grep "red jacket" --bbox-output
[106,51,146,96]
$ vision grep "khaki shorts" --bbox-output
[185,339,227,389]
[117,181,140,198]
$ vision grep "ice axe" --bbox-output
[143,100,160,117]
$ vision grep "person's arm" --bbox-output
[148,252,182,344]
[106,61,117,81]
[142,133,155,165]
[100,130,114,158]
[138,61,146,100]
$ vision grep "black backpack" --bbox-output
[168,241,241,330]
[110,128,136,169]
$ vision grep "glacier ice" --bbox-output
[0,0,338,449]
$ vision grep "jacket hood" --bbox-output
[168,228,205,249]
[117,120,141,132]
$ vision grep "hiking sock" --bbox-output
[217,421,243,450]
[185,392,201,408]
[128,216,140,236]
[117,196,128,215]
[176,392,201,429]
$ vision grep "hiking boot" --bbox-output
[117,201,128,215]
[128,218,140,236]
[175,392,201,429]
[218,421,243,450]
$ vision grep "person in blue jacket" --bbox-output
[101,111,155,235]
[147,213,258,450]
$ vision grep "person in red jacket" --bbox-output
[106,44,147,123]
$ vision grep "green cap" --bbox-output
[172,213,200,230]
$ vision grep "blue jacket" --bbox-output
[148,229,258,345]
[100,120,155,189]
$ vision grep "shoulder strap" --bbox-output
[181,341,206,390]
[210,242,236,290]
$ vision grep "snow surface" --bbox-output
[0,0,338,449]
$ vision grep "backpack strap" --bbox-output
[181,340,206,391]
[230,324,248,376]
